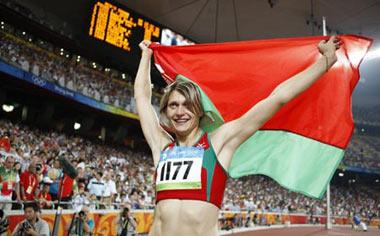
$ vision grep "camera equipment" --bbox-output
[36,164,42,172]
[20,220,33,232]
[0,209,9,234]
[78,210,86,218]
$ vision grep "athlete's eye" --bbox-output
[168,102,178,109]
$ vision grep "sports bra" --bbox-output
[155,132,228,208]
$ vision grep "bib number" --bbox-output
[156,146,203,191]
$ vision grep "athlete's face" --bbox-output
[166,90,200,136]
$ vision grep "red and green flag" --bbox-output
[150,35,372,198]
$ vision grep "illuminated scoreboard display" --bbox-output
[89,1,162,52]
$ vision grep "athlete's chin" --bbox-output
[172,124,193,135]
[173,126,191,135]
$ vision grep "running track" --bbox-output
[224,226,379,236]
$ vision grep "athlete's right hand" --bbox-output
[139,40,153,56]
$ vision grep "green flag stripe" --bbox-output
[230,130,344,199]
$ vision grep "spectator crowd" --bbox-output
[0,22,161,114]
[0,119,155,213]
[353,105,380,127]
[344,135,380,171]
[1,119,379,221]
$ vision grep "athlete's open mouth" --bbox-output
[174,118,190,125]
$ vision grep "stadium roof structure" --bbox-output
[15,0,379,43]
[117,0,380,44]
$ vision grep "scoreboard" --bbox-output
[89,1,161,52]
[89,1,194,54]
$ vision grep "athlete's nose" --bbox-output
[176,105,185,115]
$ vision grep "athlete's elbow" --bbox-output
[270,92,289,107]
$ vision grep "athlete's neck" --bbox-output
[175,128,203,147]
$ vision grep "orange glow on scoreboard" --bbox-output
[89,1,161,51]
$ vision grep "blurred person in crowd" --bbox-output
[20,162,39,202]
[0,156,21,210]
[117,207,137,236]
[72,183,90,212]
[0,132,11,153]
[48,158,75,208]
[144,190,154,207]
[59,175,75,209]
[102,172,117,209]
[87,171,104,202]
[47,160,62,200]
[88,194,99,210]
[12,202,49,236]
[14,162,22,176]
[352,213,368,232]
[37,177,53,209]
[129,190,141,210]
[67,206,94,236]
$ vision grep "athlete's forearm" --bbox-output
[271,54,336,105]
[134,52,153,101]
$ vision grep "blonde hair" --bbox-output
[159,81,203,128]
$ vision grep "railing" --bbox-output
[0,200,154,210]
[2,205,380,235]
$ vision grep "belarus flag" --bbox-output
[150,35,372,198]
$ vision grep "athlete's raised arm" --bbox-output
[134,40,171,166]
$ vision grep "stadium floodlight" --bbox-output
[365,47,380,60]
[2,104,14,112]
[74,122,81,130]
[338,172,344,177]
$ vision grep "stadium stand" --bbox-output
[0,16,379,235]
[1,119,379,221]
[0,22,161,114]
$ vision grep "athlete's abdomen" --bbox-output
[152,199,219,236]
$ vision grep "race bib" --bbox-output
[26,186,33,194]
[156,146,203,191]
[7,181,13,191]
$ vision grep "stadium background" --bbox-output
[0,0,379,235]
